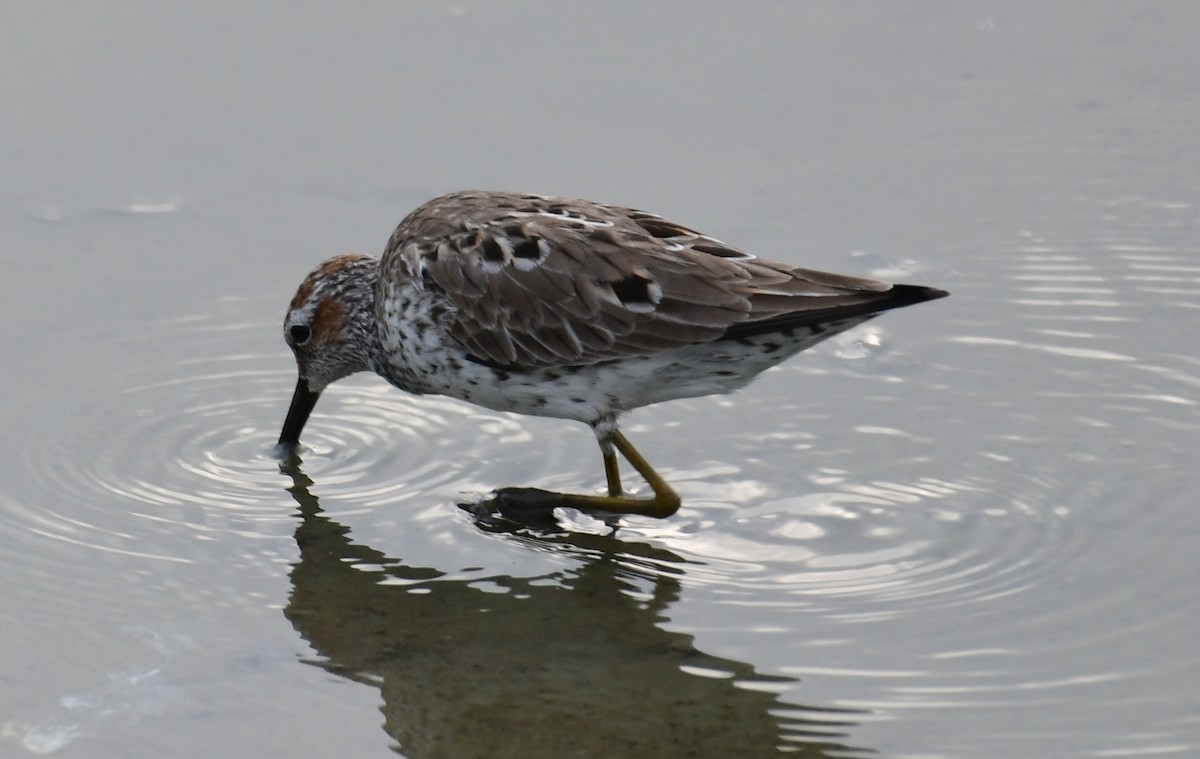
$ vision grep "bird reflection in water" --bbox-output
[280,458,872,758]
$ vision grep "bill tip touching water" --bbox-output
[276,190,948,519]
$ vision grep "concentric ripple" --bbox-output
[618,452,1066,621]
[0,298,549,570]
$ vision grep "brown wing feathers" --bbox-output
[396,192,942,369]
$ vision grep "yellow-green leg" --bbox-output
[603,447,623,497]
[560,431,681,518]
[489,431,681,520]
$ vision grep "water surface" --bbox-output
[2,3,1198,757]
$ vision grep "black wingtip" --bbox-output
[722,282,948,340]
[880,283,950,309]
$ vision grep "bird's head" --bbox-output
[278,254,379,449]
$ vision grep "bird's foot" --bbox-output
[461,487,567,527]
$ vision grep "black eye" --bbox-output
[289,324,312,345]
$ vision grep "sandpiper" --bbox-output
[278,191,947,519]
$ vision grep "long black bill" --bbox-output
[279,378,321,449]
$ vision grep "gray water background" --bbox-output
[2,3,1198,757]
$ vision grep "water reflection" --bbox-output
[280,461,871,758]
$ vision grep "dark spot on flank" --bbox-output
[480,237,506,262]
[512,237,544,259]
[717,370,738,377]
[491,368,511,381]
[611,273,658,307]
[421,269,445,294]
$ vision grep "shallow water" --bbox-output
[3,3,1199,758]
